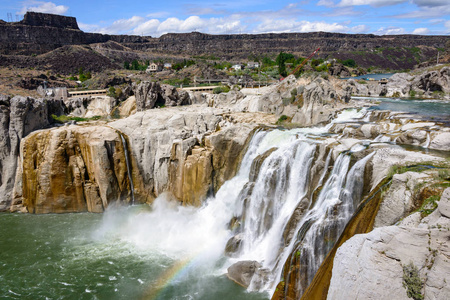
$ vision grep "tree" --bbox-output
[342,59,357,68]
[131,59,140,70]
[124,61,130,69]
[276,52,294,77]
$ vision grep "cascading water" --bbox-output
[10,108,371,299]
[120,133,135,205]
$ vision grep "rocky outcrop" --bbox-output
[12,125,147,213]
[227,261,266,288]
[328,187,450,300]
[328,63,351,78]
[21,12,80,30]
[1,12,447,69]
[291,76,346,126]
[133,81,191,111]
[382,67,450,98]
[0,95,64,211]
[108,106,262,206]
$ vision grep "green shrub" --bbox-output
[402,262,423,300]
[276,115,289,124]
[213,86,230,94]
[409,90,416,97]
[342,59,357,68]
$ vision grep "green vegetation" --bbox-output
[172,59,196,71]
[418,195,439,217]
[213,86,230,94]
[276,52,295,77]
[409,90,416,97]
[276,115,289,125]
[342,59,357,68]
[51,114,101,124]
[123,59,150,71]
[78,67,91,82]
[402,262,423,300]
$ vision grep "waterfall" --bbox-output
[120,133,135,205]
[280,152,374,295]
[92,109,375,299]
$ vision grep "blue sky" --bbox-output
[1,1,449,37]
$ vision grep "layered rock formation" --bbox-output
[348,66,450,99]
[328,188,450,300]
[1,12,448,70]
[12,125,146,213]
[0,95,64,211]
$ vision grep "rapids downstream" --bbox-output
[1,101,449,299]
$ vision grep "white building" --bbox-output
[232,64,243,71]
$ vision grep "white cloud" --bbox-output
[394,4,450,18]
[350,24,370,33]
[317,0,336,7]
[338,0,406,7]
[130,16,243,36]
[254,19,349,33]
[100,16,146,34]
[146,12,170,19]
[18,1,68,15]
[374,26,405,35]
[412,27,429,34]
[446,20,450,31]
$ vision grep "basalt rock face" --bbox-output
[0,12,148,55]
[21,12,80,30]
[1,12,448,69]
[0,95,64,211]
[13,125,147,213]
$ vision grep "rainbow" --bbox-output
[141,254,199,300]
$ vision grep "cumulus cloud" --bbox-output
[18,1,68,15]
[254,19,349,34]
[100,16,146,34]
[338,0,405,7]
[130,16,243,36]
[374,26,405,35]
[412,27,429,34]
[350,24,370,33]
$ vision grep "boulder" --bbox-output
[227,261,262,288]
[429,132,450,151]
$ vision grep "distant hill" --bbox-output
[1,12,449,71]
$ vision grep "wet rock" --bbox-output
[227,260,262,288]
[16,126,143,213]
[249,147,277,182]
[225,233,243,257]
[0,96,51,210]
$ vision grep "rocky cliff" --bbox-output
[1,12,448,70]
